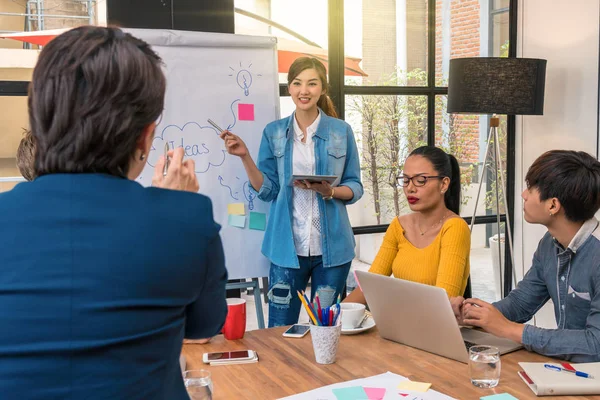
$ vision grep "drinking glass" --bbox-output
[469,345,501,388]
[183,369,213,400]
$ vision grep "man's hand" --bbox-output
[450,296,467,325]
[463,298,524,343]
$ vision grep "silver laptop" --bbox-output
[355,270,522,363]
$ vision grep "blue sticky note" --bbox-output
[249,212,266,231]
[228,214,246,228]
[332,386,368,400]
[480,394,518,400]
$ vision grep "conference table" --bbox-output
[182,327,600,399]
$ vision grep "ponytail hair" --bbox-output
[409,146,461,214]
[317,94,338,118]
[287,57,338,118]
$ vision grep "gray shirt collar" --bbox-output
[553,217,600,253]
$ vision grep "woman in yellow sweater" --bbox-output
[345,146,471,304]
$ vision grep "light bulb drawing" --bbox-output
[237,70,252,96]
[229,62,261,96]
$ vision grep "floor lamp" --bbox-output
[447,57,546,297]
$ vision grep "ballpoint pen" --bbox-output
[544,363,595,379]
[163,143,170,177]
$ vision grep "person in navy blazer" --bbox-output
[0,26,227,400]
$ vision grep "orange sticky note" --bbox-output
[396,380,431,392]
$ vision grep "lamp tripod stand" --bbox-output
[469,115,516,298]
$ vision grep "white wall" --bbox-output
[515,0,600,327]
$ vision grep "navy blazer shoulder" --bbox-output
[0,174,227,400]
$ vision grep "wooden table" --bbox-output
[182,327,600,399]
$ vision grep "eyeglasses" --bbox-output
[397,175,444,187]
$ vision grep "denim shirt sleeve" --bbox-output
[255,128,279,203]
[493,244,550,323]
[520,269,600,361]
[339,124,363,205]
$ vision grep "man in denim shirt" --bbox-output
[452,150,600,362]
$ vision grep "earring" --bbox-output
[139,153,146,161]
[441,190,445,194]
[549,212,553,217]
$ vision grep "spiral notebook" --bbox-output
[518,362,600,396]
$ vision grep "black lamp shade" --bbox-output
[447,58,547,115]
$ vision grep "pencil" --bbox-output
[353,270,363,292]
[303,291,321,325]
[297,291,318,325]
[315,294,323,316]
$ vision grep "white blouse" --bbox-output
[291,111,322,257]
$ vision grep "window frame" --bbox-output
[321,0,518,295]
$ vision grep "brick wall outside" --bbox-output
[435,0,481,164]
[29,0,91,30]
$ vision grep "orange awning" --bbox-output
[0,29,367,77]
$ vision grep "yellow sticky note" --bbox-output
[397,380,431,392]
[227,203,245,215]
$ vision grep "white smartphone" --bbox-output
[282,324,310,338]
[202,350,255,364]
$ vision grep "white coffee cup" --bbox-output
[340,302,366,329]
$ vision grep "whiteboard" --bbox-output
[130,29,279,280]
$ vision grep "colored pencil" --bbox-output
[297,291,318,325]
[315,293,323,316]
[353,270,363,292]
[302,291,321,326]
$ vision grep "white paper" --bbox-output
[279,372,455,400]
[127,29,280,280]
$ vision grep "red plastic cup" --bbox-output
[222,298,246,340]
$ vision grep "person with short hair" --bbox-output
[16,130,35,181]
[452,150,600,362]
[0,26,227,399]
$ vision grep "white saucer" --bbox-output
[341,316,376,335]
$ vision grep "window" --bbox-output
[235,0,328,86]
[233,1,514,292]
[340,0,514,295]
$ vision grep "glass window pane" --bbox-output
[349,221,506,302]
[346,94,427,226]
[344,0,428,86]
[492,12,510,57]
[235,0,328,84]
[471,222,507,302]
[435,95,508,219]
[435,0,511,86]
[493,0,510,10]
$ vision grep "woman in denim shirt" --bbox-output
[221,57,363,327]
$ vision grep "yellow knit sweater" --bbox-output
[368,216,471,297]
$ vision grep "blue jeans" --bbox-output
[267,256,351,327]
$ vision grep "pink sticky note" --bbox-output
[238,103,255,121]
[363,387,386,400]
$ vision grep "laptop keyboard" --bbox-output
[464,340,477,350]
